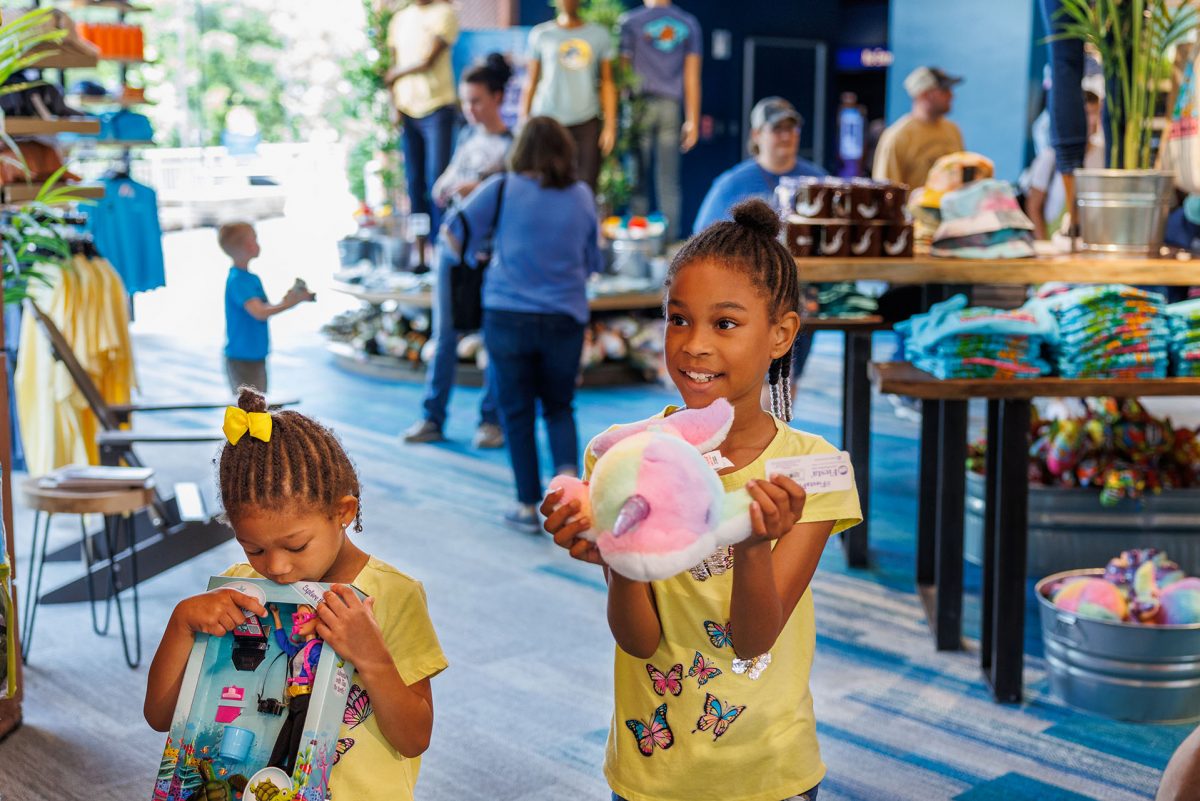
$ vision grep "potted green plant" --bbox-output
[1054,0,1199,255]
[1,8,88,301]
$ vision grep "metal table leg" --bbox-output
[81,516,113,636]
[981,399,1000,674]
[104,513,142,668]
[916,400,940,587]
[20,512,52,663]
[984,398,1031,703]
[841,330,871,568]
[934,399,967,651]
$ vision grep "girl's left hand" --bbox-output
[745,476,807,542]
[314,585,391,670]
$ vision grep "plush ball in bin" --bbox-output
[1052,577,1128,622]
[1051,548,1200,625]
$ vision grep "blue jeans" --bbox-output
[614,787,817,801]
[1039,0,1088,172]
[632,96,683,242]
[401,105,457,233]
[483,310,586,505]
[420,247,500,428]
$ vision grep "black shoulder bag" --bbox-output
[449,176,506,332]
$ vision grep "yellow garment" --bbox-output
[872,114,965,189]
[388,2,459,118]
[222,557,447,801]
[222,407,272,445]
[587,410,862,801]
[15,256,136,475]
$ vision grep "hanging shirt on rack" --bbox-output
[83,175,166,294]
[15,255,136,475]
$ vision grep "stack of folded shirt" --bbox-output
[895,293,1053,379]
[1167,298,1200,377]
[1031,284,1170,379]
[814,282,878,318]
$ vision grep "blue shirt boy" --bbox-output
[693,156,828,234]
[225,266,269,360]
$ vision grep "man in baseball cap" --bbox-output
[873,65,965,189]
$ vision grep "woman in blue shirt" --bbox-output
[442,117,602,530]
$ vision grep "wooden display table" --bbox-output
[792,255,1198,569]
[331,281,665,312]
[795,254,1200,285]
[869,362,1200,703]
[20,478,157,668]
[329,282,665,386]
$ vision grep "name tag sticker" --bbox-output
[765,452,854,493]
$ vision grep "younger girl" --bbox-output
[144,388,447,801]
[544,200,861,801]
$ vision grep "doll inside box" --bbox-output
[154,596,342,801]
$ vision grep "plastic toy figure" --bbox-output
[267,603,323,774]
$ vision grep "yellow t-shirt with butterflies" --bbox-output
[587,410,862,801]
[222,557,447,801]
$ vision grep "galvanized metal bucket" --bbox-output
[964,473,1200,577]
[1037,569,1200,723]
[1073,169,1175,256]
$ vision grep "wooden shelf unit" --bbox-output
[0,117,101,137]
[0,184,105,204]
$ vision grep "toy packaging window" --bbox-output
[152,576,365,801]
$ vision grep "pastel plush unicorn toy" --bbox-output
[549,398,753,582]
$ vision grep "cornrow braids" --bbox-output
[215,387,364,531]
[668,198,802,421]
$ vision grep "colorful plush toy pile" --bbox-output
[967,398,1200,507]
[1050,549,1200,625]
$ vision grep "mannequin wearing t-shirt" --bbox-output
[520,0,617,191]
[619,0,702,242]
[386,0,460,240]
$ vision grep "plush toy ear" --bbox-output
[591,418,662,458]
[664,398,736,454]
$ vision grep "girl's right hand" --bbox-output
[171,589,267,637]
[541,487,604,566]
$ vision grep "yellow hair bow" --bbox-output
[223,407,273,446]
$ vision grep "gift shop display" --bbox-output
[152,577,363,801]
[776,176,913,258]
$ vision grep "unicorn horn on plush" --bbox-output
[549,398,755,582]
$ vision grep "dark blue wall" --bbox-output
[517,1,846,233]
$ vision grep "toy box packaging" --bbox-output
[152,576,364,801]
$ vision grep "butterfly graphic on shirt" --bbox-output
[332,737,355,765]
[645,662,683,696]
[625,703,675,756]
[343,684,372,729]
[693,693,746,741]
[687,651,722,687]
[703,619,733,649]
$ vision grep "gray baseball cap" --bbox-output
[904,66,963,98]
[750,96,803,131]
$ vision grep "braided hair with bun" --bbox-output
[216,386,363,531]
[666,198,802,420]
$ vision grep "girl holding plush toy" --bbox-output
[143,387,447,801]
[543,199,862,801]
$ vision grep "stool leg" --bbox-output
[82,516,113,636]
[105,512,141,668]
[21,512,51,663]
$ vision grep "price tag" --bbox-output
[765,452,854,492]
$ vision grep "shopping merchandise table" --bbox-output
[794,254,1200,286]
[331,281,665,312]
[793,254,1200,569]
[869,361,1200,703]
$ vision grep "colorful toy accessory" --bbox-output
[549,398,753,582]
[223,407,273,446]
